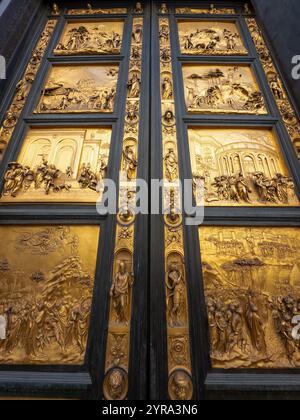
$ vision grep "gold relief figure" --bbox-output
[2,111,17,129]
[0,225,99,364]
[164,148,178,182]
[0,128,112,204]
[51,3,60,15]
[110,261,134,325]
[183,65,267,114]
[15,73,34,102]
[160,47,171,63]
[122,146,138,181]
[54,21,124,56]
[127,72,141,98]
[132,24,143,44]
[3,163,26,197]
[36,65,118,114]
[166,261,185,327]
[246,291,267,353]
[168,370,193,401]
[134,2,143,14]
[200,226,300,368]
[162,76,173,100]
[179,21,248,56]
[159,23,169,44]
[188,127,298,207]
[103,368,128,401]
[268,73,285,100]
[2,161,69,197]
[131,46,141,60]
[78,163,98,191]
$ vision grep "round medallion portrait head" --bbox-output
[103,367,128,400]
[168,369,193,401]
[162,110,176,127]
[164,209,182,228]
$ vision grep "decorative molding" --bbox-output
[159,16,193,401]
[103,16,144,401]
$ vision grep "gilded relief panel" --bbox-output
[54,21,124,56]
[176,7,236,15]
[182,64,267,114]
[200,226,300,368]
[1,127,112,203]
[0,225,100,364]
[67,7,127,15]
[178,20,248,56]
[35,65,119,113]
[189,127,299,206]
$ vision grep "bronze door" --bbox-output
[0,1,300,401]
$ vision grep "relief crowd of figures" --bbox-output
[181,28,246,55]
[55,25,122,55]
[0,255,93,362]
[206,289,300,367]
[38,81,116,113]
[0,293,90,359]
[1,158,108,198]
[194,172,297,204]
[185,67,266,114]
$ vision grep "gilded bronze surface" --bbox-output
[246,18,300,162]
[176,6,235,15]
[103,368,128,401]
[0,225,100,365]
[0,20,56,160]
[35,65,119,113]
[51,3,60,15]
[1,127,112,203]
[168,370,193,400]
[104,17,144,401]
[189,127,299,206]
[54,21,124,56]
[159,17,193,400]
[183,64,267,114]
[67,6,127,15]
[178,21,248,56]
[200,226,300,368]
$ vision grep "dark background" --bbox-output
[252,0,300,112]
